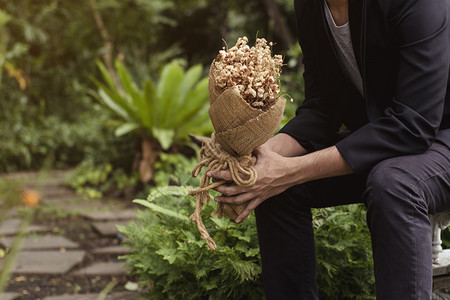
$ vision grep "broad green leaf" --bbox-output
[147,186,193,200]
[115,61,143,115]
[156,61,184,127]
[115,60,140,104]
[176,106,213,139]
[115,122,140,137]
[94,89,130,121]
[115,60,152,129]
[143,80,157,129]
[93,65,141,123]
[152,128,175,150]
[171,77,209,128]
[175,64,202,109]
[133,200,189,222]
[96,60,119,93]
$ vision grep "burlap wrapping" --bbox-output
[189,61,286,250]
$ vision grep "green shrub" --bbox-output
[314,205,375,300]
[0,104,136,173]
[152,152,200,187]
[119,185,264,300]
[120,181,375,299]
[67,160,140,199]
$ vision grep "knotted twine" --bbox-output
[188,134,256,250]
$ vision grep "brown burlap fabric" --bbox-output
[189,62,285,250]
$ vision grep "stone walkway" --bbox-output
[0,170,142,300]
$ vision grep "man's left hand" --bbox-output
[208,144,294,223]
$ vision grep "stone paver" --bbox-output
[43,295,98,300]
[2,250,85,274]
[41,194,80,204]
[92,246,131,255]
[1,169,141,298]
[81,210,137,221]
[0,235,79,250]
[40,190,78,203]
[91,221,129,237]
[39,187,73,197]
[2,209,17,218]
[43,292,141,300]
[73,262,127,276]
[60,202,110,213]
[0,292,20,300]
[0,219,49,236]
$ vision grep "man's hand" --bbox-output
[209,144,296,223]
[208,139,354,223]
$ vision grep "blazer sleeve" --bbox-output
[336,0,449,173]
[279,49,342,152]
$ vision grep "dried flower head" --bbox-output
[214,36,284,110]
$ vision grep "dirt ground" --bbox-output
[4,213,142,300]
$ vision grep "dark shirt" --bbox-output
[280,0,450,173]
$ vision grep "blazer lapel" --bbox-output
[348,0,363,72]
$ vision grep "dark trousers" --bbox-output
[255,142,450,300]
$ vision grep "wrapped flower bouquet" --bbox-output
[189,37,286,250]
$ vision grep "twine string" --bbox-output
[189,136,257,250]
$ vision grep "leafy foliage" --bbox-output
[119,185,264,300]
[93,59,213,150]
[0,98,135,172]
[152,152,200,187]
[314,205,375,299]
[120,167,375,299]
[67,160,140,199]
[0,0,303,172]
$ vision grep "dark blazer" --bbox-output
[280,0,450,173]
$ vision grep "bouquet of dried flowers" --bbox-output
[214,37,283,109]
[189,36,286,250]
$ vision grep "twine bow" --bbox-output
[189,134,257,250]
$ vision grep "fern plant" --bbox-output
[120,188,375,299]
[314,205,375,299]
[92,59,213,182]
[119,154,375,299]
[119,185,264,300]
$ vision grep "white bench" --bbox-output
[431,213,450,293]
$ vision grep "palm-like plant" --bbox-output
[92,59,212,182]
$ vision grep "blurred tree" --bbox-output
[0,0,299,115]
[157,0,298,66]
[0,0,301,171]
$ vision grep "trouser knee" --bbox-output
[364,159,430,237]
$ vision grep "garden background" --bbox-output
[0,0,378,299]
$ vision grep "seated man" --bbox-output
[209,0,450,298]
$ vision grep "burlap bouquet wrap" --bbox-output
[189,62,286,250]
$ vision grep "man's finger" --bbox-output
[215,191,255,204]
[208,170,232,181]
[235,198,261,223]
[215,184,242,196]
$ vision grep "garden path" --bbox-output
[0,170,143,300]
